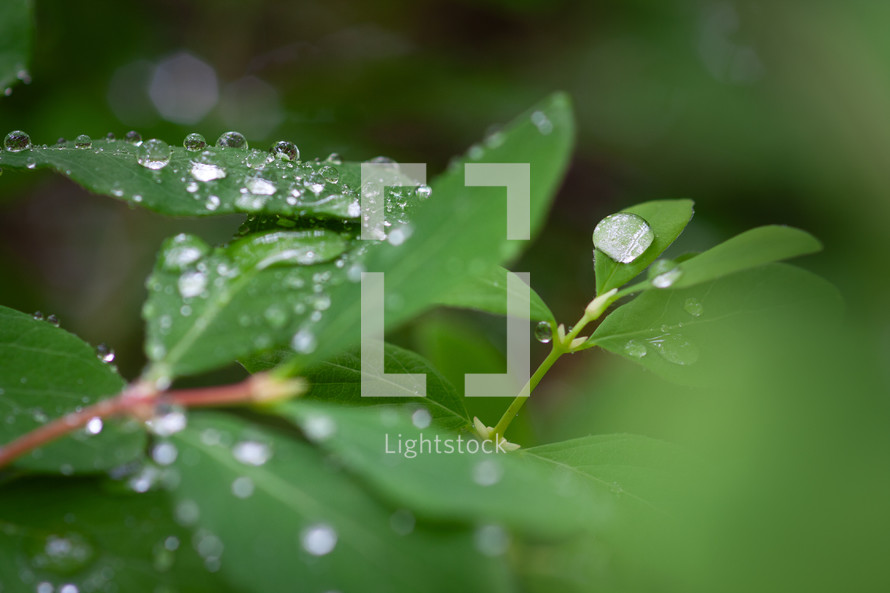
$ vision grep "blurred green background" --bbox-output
[1,1,888,590]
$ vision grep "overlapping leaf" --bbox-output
[169,412,511,593]
[0,306,145,473]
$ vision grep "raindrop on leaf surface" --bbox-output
[593,212,654,264]
[74,134,92,149]
[136,138,171,170]
[4,130,31,152]
[125,130,143,145]
[684,297,704,317]
[217,131,247,149]
[534,321,552,343]
[270,140,299,161]
[183,132,207,151]
[648,259,683,288]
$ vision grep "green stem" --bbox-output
[490,288,619,440]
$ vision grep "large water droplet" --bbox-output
[190,157,227,182]
[95,343,115,363]
[125,131,143,145]
[232,440,271,466]
[160,234,209,272]
[217,131,247,149]
[4,130,31,152]
[649,334,699,366]
[300,523,337,556]
[177,270,208,298]
[136,138,171,170]
[74,134,92,149]
[593,213,654,264]
[534,321,552,344]
[319,165,338,183]
[684,297,703,317]
[270,140,298,161]
[415,184,432,199]
[183,133,207,151]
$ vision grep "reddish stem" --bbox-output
[0,373,302,471]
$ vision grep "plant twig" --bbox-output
[0,373,305,471]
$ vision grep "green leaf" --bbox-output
[439,265,555,322]
[299,343,470,431]
[305,93,575,365]
[142,229,357,381]
[521,434,683,515]
[0,138,398,220]
[273,400,598,537]
[594,199,694,293]
[0,477,236,593]
[169,412,512,593]
[0,0,32,93]
[0,306,145,473]
[586,264,842,383]
[667,225,822,290]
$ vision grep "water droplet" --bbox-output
[175,499,200,525]
[648,259,683,288]
[33,311,44,321]
[232,440,271,466]
[29,533,95,574]
[244,177,277,196]
[217,131,247,149]
[125,131,143,145]
[473,459,503,487]
[74,134,92,149]
[263,305,288,328]
[59,585,79,593]
[324,152,342,164]
[84,417,104,435]
[270,140,298,161]
[128,464,161,493]
[151,442,178,466]
[386,225,412,246]
[530,110,554,135]
[106,132,116,141]
[190,158,227,182]
[47,314,60,327]
[389,509,416,535]
[245,149,269,169]
[146,405,187,437]
[319,165,338,183]
[25,157,36,169]
[415,184,432,199]
[135,138,171,170]
[291,328,317,354]
[178,270,208,298]
[411,408,432,429]
[474,524,510,556]
[684,297,703,317]
[649,334,699,366]
[624,339,647,358]
[534,321,552,343]
[231,476,255,499]
[4,130,31,152]
[95,343,115,363]
[300,523,337,556]
[593,212,654,264]
[183,133,206,151]
[301,413,336,442]
[192,529,224,567]
[160,234,209,272]
[36,582,53,593]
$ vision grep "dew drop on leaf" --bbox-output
[301,413,336,443]
[174,499,200,526]
[146,405,187,437]
[648,334,699,366]
[270,140,299,161]
[474,524,510,557]
[593,212,654,264]
[183,132,207,151]
[473,459,503,487]
[411,408,432,429]
[291,328,317,354]
[534,321,552,343]
[136,138,171,170]
[3,129,31,152]
[159,234,210,272]
[124,130,143,145]
[623,339,647,358]
[177,270,208,298]
[415,184,432,199]
[232,440,271,466]
[684,297,704,317]
[47,314,60,327]
[217,131,247,149]
[530,110,554,135]
[151,442,178,466]
[231,476,255,499]
[84,417,103,435]
[319,165,338,183]
[648,258,683,289]
[300,523,338,556]
[28,532,95,574]
[74,134,92,149]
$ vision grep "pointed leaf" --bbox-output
[440,265,554,322]
[169,412,511,593]
[595,199,694,293]
[0,306,145,473]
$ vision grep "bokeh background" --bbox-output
[1,1,888,590]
